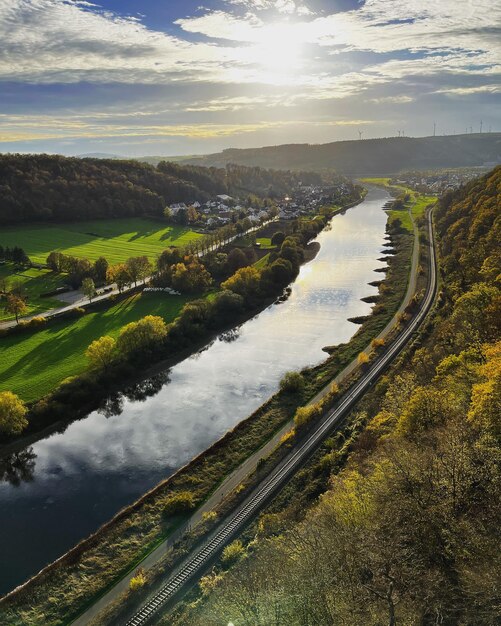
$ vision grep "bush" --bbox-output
[163,491,197,517]
[221,540,245,565]
[294,404,319,428]
[358,352,370,367]
[129,568,147,591]
[28,316,47,328]
[279,371,305,394]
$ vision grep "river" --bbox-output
[0,185,390,596]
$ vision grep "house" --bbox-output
[217,194,233,202]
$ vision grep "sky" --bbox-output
[0,0,500,156]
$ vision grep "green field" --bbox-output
[0,218,203,265]
[0,264,65,321]
[0,292,190,402]
[361,178,436,232]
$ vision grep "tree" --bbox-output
[157,247,182,272]
[126,256,152,286]
[93,256,109,283]
[171,258,212,293]
[116,315,168,356]
[271,231,286,246]
[187,205,200,223]
[221,266,262,304]
[0,391,28,436]
[280,371,305,394]
[4,293,27,323]
[66,257,92,289]
[81,277,96,302]
[226,248,249,274]
[85,336,116,370]
[107,263,131,293]
[46,251,64,272]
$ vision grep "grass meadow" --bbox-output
[0,291,190,401]
[0,264,65,321]
[0,218,203,265]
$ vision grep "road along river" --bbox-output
[0,185,391,596]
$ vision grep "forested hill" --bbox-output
[177,167,501,625]
[0,154,325,225]
[184,133,501,176]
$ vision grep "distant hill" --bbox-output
[0,154,326,225]
[183,134,501,176]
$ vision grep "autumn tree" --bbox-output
[116,315,168,356]
[126,256,152,287]
[0,391,28,436]
[221,266,262,304]
[107,263,131,293]
[171,258,212,293]
[4,293,27,323]
[85,336,116,370]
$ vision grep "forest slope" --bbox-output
[0,155,325,225]
[185,134,501,176]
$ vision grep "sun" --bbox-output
[238,22,304,84]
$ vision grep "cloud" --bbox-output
[0,0,499,153]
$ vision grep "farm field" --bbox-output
[0,263,65,321]
[0,291,190,402]
[0,218,203,265]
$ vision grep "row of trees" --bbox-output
[0,246,30,266]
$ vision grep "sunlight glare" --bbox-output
[239,21,304,84]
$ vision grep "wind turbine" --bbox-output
[358,130,363,140]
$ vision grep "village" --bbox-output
[167,179,357,232]
[391,166,495,195]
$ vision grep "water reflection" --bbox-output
[0,186,391,595]
[123,371,171,403]
[218,328,241,343]
[0,448,36,487]
[98,372,171,418]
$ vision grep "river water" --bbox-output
[0,186,390,596]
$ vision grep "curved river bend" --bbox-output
[0,186,390,595]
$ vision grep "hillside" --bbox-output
[184,133,501,176]
[0,155,325,225]
[170,168,501,625]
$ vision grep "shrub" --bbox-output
[280,429,295,445]
[279,371,305,394]
[163,491,197,517]
[28,316,47,328]
[294,404,319,428]
[129,568,147,591]
[221,540,245,565]
[358,352,370,367]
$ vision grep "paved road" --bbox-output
[75,204,436,626]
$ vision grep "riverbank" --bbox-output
[0,187,416,625]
